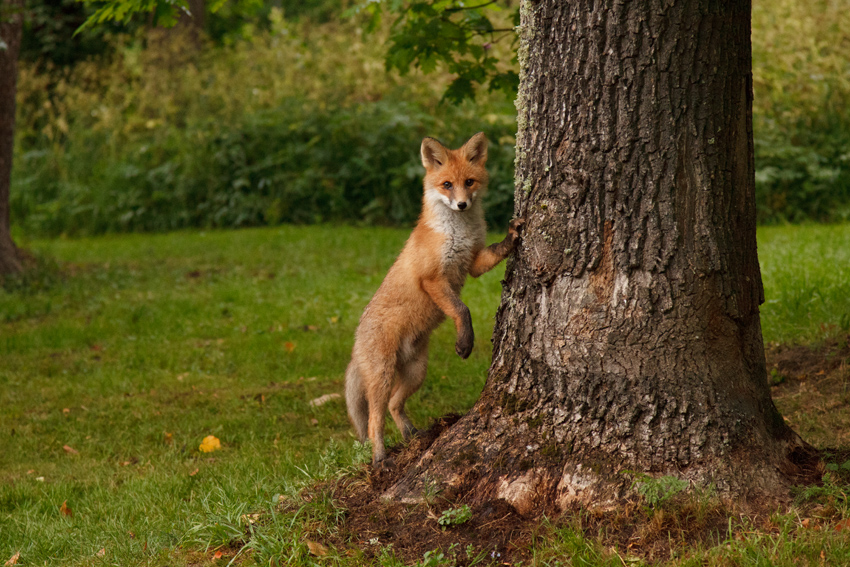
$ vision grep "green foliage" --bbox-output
[11,16,517,237]
[12,0,850,239]
[436,504,472,528]
[20,0,128,68]
[351,0,519,103]
[752,0,850,223]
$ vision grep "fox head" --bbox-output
[421,132,489,213]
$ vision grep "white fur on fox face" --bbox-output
[426,187,453,209]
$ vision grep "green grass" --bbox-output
[2,223,850,566]
[0,225,504,566]
[759,224,850,343]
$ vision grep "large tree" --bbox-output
[0,0,23,276]
[384,0,808,512]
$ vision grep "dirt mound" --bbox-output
[319,414,534,565]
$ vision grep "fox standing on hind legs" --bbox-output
[345,132,524,466]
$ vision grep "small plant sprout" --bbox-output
[437,505,473,529]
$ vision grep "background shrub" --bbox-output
[10,0,850,236]
[752,0,850,223]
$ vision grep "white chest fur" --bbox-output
[424,189,485,274]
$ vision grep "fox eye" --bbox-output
[443,181,452,189]
[465,179,475,187]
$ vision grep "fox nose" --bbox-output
[457,201,468,210]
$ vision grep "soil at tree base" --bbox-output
[299,340,850,564]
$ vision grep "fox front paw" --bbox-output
[455,332,474,359]
[506,217,525,246]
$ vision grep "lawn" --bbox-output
[1,223,850,566]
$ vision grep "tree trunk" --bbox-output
[0,0,23,277]
[385,0,807,513]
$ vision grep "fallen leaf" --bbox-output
[189,468,199,476]
[309,393,342,407]
[26,470,34,475]
[213,550,223,559]
[304,325,318,332]
[802,518,811,528]
[96,548,105,557]
[63,445,79,455]
[306,541,328,557]
[5,552,20,566]
[199,435,221,453]
[164,432,173,445]
[62,408,71,415]
[60,501,73,517]
[821,550,826,560]
[329,316,339,324]
[284,341,296,352]
[310,418,319,426]
[835,518,850,531]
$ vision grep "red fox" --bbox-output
[345,132,524,465]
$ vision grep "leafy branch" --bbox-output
[75,0,261,32]
[347,0,520,102]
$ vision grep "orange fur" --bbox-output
[345,132,524,465]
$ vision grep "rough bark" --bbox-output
[0,0,23,276]
[385,0,807,514]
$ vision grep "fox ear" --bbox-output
[421,137,448,170]
[462,132,488,164]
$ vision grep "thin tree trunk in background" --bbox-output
[0,0,23,277]
[386,0,808,513]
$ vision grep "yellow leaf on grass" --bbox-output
[284,341,296,352]
[213,550,223,559]
[59,501,73,517]
[199,435,221,453]
[306,541,328,557]
[63,445,79,455]
[5,552,20,566]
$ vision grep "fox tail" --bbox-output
[345,361,368,443]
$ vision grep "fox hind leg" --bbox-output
[390,336,429,441]
[364,358,396,465]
